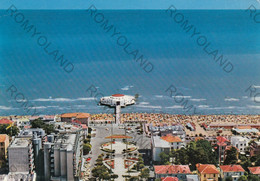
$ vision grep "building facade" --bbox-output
[8,138,34,173]
[230,136,249,153]
[154,165,191,181]
[196,164,219,181]
[220,165,245,181]
[0,134,9,165]
[44,130,83,181]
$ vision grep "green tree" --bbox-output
[255,153,260,166]
[159,152,169,165]
[248,174,260,181]
[0,124,19,136]
[224,146,238,165]
[31,119,54,134]
[140,168,150,179]
[225,176,232,181]
[171,148,189,164]
[187,140,217,170]
[83,143,92,155]
[238,175,247,181]
[241,159,252,171]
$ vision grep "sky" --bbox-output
[0,0,260,10]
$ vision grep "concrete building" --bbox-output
[230,136,249,153]
[149,124,185,140]
[0,172,36,181]
[44,130,83,181]
[8,138,34,173]
[0,134,9,165]
[220,165,245,181]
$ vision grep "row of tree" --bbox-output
[0,124,19,137]
[159,140,218,170]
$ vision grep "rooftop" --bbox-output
[61,112,90,119]
[112,94,124,97]
[161,177,178,181]
[220,165,245,172]
[248,167,260,175]
[196,164,219,174]
[0,118,13,125]
[153,136,170,148]
[161,134,182,143]
[154,165,191,174]
[10,138,30,148]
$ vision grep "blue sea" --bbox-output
[0,10,260,115]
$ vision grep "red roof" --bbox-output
[248,167,260,175]
[161,134,182,143]
[154,165,191,174]
[196,164,219,174]
[220,165,245,172]
[161,177,178,181]
[0,118,13,125]
[217,136,229,143]
[112,94,124,97]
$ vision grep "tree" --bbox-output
[171,147,189,165]
[159,152,169,165]
[224,146,238,165]
[241,159,252,171]
[255,153,260,166]
[0,124,19,136]
[225,176,232,181]
[92,165,111,180]
[248,174,260,181]
[140,168,150,179]
[31,119,54,134]
[238,175,247,181]
[83,143,92,155]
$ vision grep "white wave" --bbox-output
[76,97,95,101]
[174,95,191,99]
[33,97,95,102]
[0,106,14,110]
[253,85,260,88]
[247,105,260,109]
[190,98,206,102]
[32,106,47,109]
[197,105,209,108]
[74,105,87,108]
[155,95,164,98]
[242,96,248,99]
[121,85,134,91]
[136,105,162,109]
[224,98,239,102]
[165,105,183,109]
[139,102,149,105]
[251,97,260,102]
[208,106,236,110]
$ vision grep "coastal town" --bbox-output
[0,94,259,181]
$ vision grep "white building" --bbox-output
[100,94,135,107]
[151,134,185,162]
[230,136,250,153]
